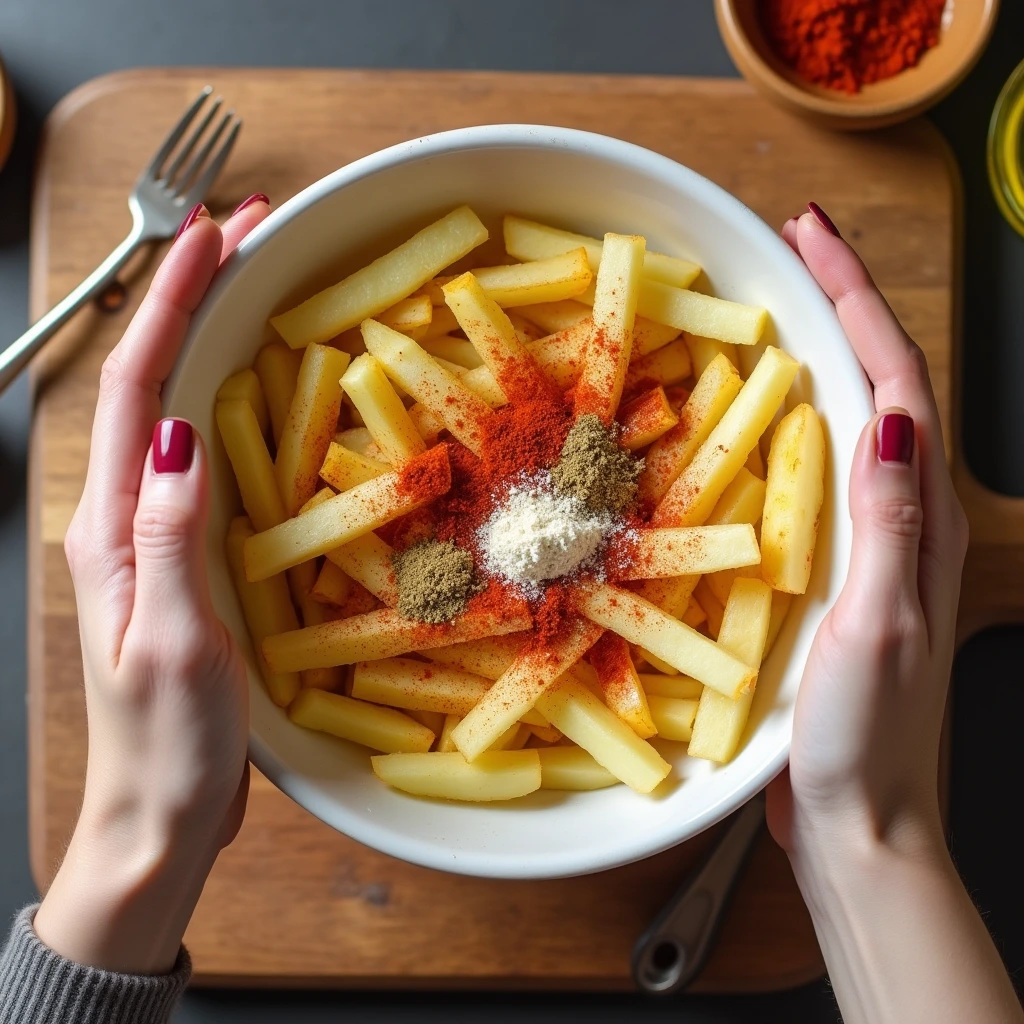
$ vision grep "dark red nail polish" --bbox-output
[233,193,270,216]
[173,203,206,242]
[876,413,914,465]
[153,418,194,474]
[807,202,841,238]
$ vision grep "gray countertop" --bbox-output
[1,2,1021,1020]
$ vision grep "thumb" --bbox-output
[131,418,214,629]
[840,407,923,624]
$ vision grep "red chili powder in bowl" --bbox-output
[760,0,947,94]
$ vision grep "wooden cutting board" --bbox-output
[26,68,1018,992]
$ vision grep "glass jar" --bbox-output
[988,57,1024,239]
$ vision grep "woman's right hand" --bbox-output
[766,206,1021,1024]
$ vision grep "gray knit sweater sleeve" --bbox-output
[0,906,190,1024]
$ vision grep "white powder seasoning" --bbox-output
[478,474,611,594]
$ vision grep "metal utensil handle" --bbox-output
[0,221,144,396]
[632,790,767,995]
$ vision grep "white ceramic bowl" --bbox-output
[165,125,872,879]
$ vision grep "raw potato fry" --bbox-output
[264,601,532,672]
[633,574,701,620]
[492,723,532,751]
[765,590,793,657]
[442,272,554,399]
[638,353,744,505]
[226,517,301,707]
[575,233,646,422]
[273,343,351,516]
[574,582,755,698]
[515,299,591,334]
[636,281,768,346]
[371,750,541,802]
[217,368,270,438]
[682,599,707,629]
[352,658,492,716]
[536,679,671,794]
[706,467,767,527]
[271,206,488,346]
[297,486,336,515]
[639,674,703,700]
[617,387,679,451]
[325,531,398,607]
[631,319,683,357]
[376,293,433,332]
[538,746,619,790]
[289,689,435,753]
[503,215,701,289]
[470,248,593,307]
[421,633,527,680]
[329,580,381,620]
[362,318,493,455]
[636,648,679,676]
[623,339,692,395]
[647,696,699,742]
[340,353,426,467]
[254,343,303,446]
[506,310,545,342]
[693,578,725,639]
[704,564,760,608]
[310,560,352,606]
[319,440,390,491]
[685,335,739,379]
[688,578,772,763]
[216,399,286,532]
[590,633,656,739]
[419,336,484,369]
[406,708,446,737]
[760,404,826,594]
[336,427,377,456]
[437,714,461,753]
[418,304,460,341]
[609,525,760,579]
[652,346,799,527]
[245,446,450,581]
[451,619,604,762]
[527,722,562,744]
[297,598,345,692]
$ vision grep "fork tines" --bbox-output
[144,86,242,201]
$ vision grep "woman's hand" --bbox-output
[768,207,1021,1024]
[768,204,968,859]
[33,195,271,976]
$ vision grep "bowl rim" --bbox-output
[169,123,869,878]
[715,0,1001,120]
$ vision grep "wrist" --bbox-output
[785,795,948,922]
[34,788,219,975]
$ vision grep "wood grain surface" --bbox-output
[26,67,1015,992]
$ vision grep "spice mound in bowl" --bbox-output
[165,126,866,879]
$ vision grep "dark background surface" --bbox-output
[0,2,1021,1020]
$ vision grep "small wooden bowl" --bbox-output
[0,54,15,171]
[716,0,1000,131]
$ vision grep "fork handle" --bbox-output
[0,221,146,396]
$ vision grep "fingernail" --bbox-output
[876,413,914,465]
[807,202,841,238]
[233,193,270,216]
[153,418,194,474]
[173,203,208,242]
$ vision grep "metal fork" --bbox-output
[0,87,241,395]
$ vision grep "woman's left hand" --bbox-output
[33,196,270,975]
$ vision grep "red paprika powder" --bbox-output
[760,0,947,94]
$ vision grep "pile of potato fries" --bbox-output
[217,206,825,803]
